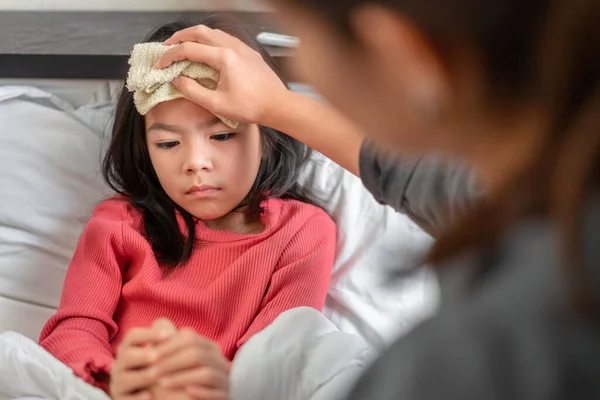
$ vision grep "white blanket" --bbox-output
[230,308,371,400]
[0,332,109,400]
[0,308,370,400]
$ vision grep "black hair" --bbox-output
[102,15,320,269]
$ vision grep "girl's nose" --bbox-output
[183,143,213,173]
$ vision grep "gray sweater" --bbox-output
[347,140,600,400]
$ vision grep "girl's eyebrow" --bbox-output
[146,123,184,134]
[197,117,225,130]
[147,117,224,134]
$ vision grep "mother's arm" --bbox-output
[158,25,481,236]
[266,90,480,236]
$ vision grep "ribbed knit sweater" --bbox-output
[39,197,336,391]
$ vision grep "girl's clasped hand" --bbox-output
[110,319,229,400]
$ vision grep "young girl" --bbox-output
[38,16,335,400]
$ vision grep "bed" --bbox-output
[0,8,437,352]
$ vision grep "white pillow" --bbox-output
[299,152,437,346]
[0,86,113,339]
[291,83,438,345]
[0,84,437,346]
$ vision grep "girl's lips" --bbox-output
[186,185,221,198]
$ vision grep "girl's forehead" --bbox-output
[144,99,227,131]
[146,98,213,120]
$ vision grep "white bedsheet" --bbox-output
[0,332,108,400]
[231,307,371,400]
[0,308,369,400]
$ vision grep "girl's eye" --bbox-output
[211,132,235,142]
[157,141,179,149]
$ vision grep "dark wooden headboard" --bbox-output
[0,11,291,79]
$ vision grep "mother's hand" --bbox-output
[156,25,289,125]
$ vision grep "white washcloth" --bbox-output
[126,42,238,129]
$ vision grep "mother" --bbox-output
[157,0,600,398]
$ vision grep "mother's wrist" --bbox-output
[259,88,295,130]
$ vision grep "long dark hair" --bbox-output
[102,15,319,268]
[285,0,600,319]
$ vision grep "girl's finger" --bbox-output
[119,346,157,370]
[122,390,152,400]
[157,347,218,375]
[187,385,228,400]
[154,329,216,360]
[156,42,224,70]
[159,367,229,390]
[121,327,169,348]
[114,367,159,395]
[152,318,176,336]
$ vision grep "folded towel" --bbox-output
[126,42,238,129]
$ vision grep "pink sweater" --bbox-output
[39,197,335,391]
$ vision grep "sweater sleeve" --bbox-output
[359,138,481,237]
[39,201,128,392]
[236,213,336,349]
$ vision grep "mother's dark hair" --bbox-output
[283,0,600,318]
[102,15,318,268]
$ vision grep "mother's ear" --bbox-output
[349,4,450,121]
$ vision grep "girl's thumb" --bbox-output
[153,318,176,339]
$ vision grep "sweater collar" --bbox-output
[175,198,282,243]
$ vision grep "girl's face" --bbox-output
[145,98,262,221]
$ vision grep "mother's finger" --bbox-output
[155,42,224,70]
[163,25,219,46]
[164,24,244,50]
[172,77,223,114]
